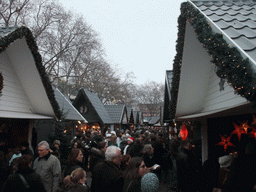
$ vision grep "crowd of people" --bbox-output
[0,127,256,192]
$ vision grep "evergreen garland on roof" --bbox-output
[170,2,256,119]
[0,26,62,120]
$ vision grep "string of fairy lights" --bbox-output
[170,2,256,119]
[0,26,62,120]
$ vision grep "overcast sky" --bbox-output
[61,0,186,85]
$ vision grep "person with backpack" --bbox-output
[2,154,46,192]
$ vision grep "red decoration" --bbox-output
[179,124,188,141]
[231,122,246,141]
[249,127,256,139]
[251,114,256,126]
[217,135,234,152]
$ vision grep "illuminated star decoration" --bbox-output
[231,122,246,141]
[217,135,234,152]
[249,129,256,139]
[241,121,251,134]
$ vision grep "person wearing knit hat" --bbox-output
[141,172,159,192]
[213,154,234,191]
[123,137,134,155]
[218,155,233,168]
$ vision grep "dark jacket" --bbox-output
[200,157,220,192]
[2,167,46,192]
[51,146,60,160]
[141,154,156,168]
[91,160,124,192]
[223,153,256,192]
[64,161,83,177]
[123,178,141,192]
[176,147,201,192]
[89,147,104,172]
[62,183,89,192]
[127,142,143,158]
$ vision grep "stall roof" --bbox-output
[0,26,61,119]
[105,105,126,124]
[53,87,87,121]
[170,0,256,120]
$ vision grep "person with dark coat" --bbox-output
[141,144,156,169]
[51,140,61,160]
[150,133,165,167]
[200,147,222,192]
[223,141,256,192]
[20,141,34,159]
[90,146,124,192]
[176,140,201,192]
[2,154,46,192]
[0,151,10,190]
[123,157,149,192]
[127,137,143,158]
[123,137,134,155]
[89,141,107,172]
[120,154,131,172]
[168,133,180,191]
[64,148,84,177]
[108,135,118,147]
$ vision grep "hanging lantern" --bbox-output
[231,122,246,141]
[217,135,234,152]
[179,123,188,141]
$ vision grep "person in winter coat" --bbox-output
[20,141,34,160]
[51,140,61,160]
[123,137,134,155]
[64,148,84,177]
[89,141,107,172]
[0,151,10,190]
[33,141,61,192]
[176,140,201,192]
[127,137,143,158]
[2,154,46,192]
[62,167,89,192]
[223,141,256,192]
[108,135,118,147]
[140,144,156,169]
[123,157,149,192]
[90,146,124,192]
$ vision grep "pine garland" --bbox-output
[170,2,256,119]
[0,26,62,119]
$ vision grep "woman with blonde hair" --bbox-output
[62,168,89,192]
